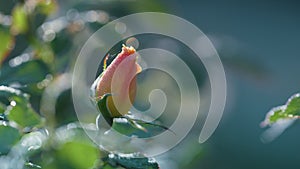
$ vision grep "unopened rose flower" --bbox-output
[95,45,141,117]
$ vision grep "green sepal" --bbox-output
[97,93,113,126]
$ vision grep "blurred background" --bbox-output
[0,0,299,169]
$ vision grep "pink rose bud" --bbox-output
[95,45,141,117]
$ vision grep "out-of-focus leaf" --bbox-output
[0,109,8,122]
[0,27,14,65]
[35,0,57,15]
[105,153,159,169]
[42,123,101,169]
[1,130,48,168]
[54,141,99,169]
[55,89,77,126]
[0,86,42,128]
[73,0,166,17]
[11,4,28,35]
[0,85,29,105]
[7,96,42,128]
[0,102,5,114]
[0,124,21,154]
[33,43,55,64]
[0,60,50,85]
[5,35,29,62]
[129,0,167,13]
[50,31,73,72]
[50,31,72,54]
[54,123,97,144]
[262,93,300,126]
[17,130,47,156]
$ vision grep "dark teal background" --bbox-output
[173,1,300,169]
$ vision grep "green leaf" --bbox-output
[54,141,99,169]
[263,93,300,125]
[105,153,159,169]
[11,4,28,35]
[111,117,172,138]
[0,26,14,65]
[55,89,78,126]
[0,102,6,114]
[34,43,55,65]
[94,90,171,137]
[35,0,57,15]
[0,85,29,104]
[0,60,50,85]
[0,86,42,128]
[2,130,48,168]
[7,96,42,128]
[282,94,300,116]
[17,130,47,156]
[42,124,101,169]
[24,162,42,169]
[0,124,21,154]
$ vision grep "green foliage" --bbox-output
[54,141,99,169]
[35,0,57,15]
[262,93,300,126]
[11,5,28,35]
[41,124,101,169]
[0,27,14,64]
[0,86,42,129]
[0,124,21,154]
[112,117,172,138]
[0,60,50,85]
[7,96,42,128]
[0,103,5,114]
[0,85,29,102]
[103,153,159,169]
[0,1,172,168]
[94,72,171,138]
[96,94,171,138]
